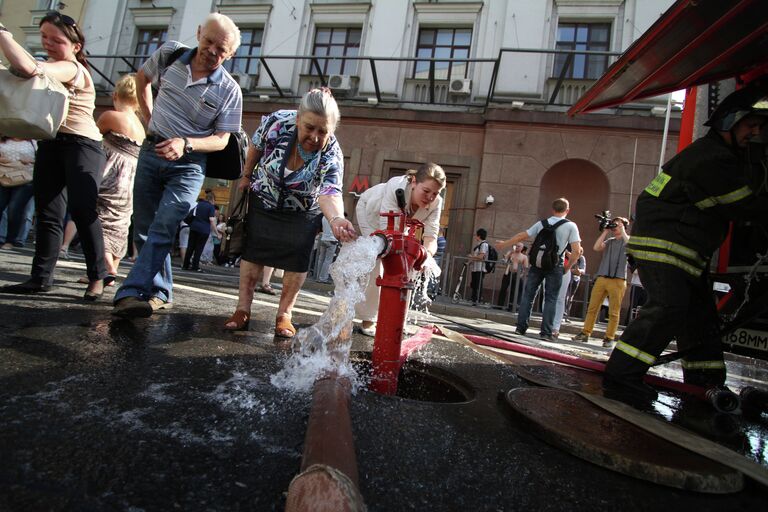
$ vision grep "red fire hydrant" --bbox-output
[369,209,427,395]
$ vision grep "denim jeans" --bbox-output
[315,240,338,281]
[0,183,34,245]
[114,144,206,303]
[516,264,564,336]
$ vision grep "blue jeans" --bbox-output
[114,144,206,303]
[316,239,338,281]
[516,264,564,336]
[0,183,34,245]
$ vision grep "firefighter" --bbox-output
[603,80,768,402]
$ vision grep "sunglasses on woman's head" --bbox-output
[46,11,77,27]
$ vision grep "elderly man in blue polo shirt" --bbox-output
[112,13,243,318]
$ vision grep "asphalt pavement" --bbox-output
[1,246,767,511]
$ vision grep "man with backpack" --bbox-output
[497,198,581,340]
[467,228,490,305]
[112,13,243,318]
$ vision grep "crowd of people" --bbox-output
[0,10,766,403]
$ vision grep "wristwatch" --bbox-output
[183,137,193,154]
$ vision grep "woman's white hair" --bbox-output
[299,88,341,131]
[204,13,241,52]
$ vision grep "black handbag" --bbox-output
[206,130,249,181]
[220,191,248,259]
[183,206,196,225]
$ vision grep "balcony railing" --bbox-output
[81,48,626,109]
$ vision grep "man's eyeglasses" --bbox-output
[46,11,77,27]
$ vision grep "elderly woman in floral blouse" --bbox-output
[224,88,356,336]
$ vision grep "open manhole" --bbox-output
[352,354,475,403]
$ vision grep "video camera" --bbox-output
[594,210,627,231]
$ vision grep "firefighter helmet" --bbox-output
[705,77,768,131]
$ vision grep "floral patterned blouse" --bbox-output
[249,109,343,212]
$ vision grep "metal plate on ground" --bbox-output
[505,387,743,493]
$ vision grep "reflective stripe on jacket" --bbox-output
[630,130,768,275]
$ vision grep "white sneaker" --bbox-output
[359,325,376,337]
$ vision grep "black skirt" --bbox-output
[242,193,322,272]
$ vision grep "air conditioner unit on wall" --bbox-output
[328,74,352,92]
[232,73,252,90]
[449,78,472,95]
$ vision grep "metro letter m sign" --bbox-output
[349,175,370,194]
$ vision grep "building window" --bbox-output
[134,28,167,69]
[554,22,610,79]
[312,27,361,76]
[414,28,471,80]
[225,28,263,76]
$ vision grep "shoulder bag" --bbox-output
[206,130,249,181]
[220,191,249,259]
[0,51,70,140]
[0,162,33,187]
[0,140,35,187]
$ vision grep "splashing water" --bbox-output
[271,236,385,393]
[408,254,442,326]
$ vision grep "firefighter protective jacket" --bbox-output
[628,129,768,277]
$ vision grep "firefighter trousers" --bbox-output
[604,263,726,388]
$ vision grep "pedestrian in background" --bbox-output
[0,137,36,249]
[497,242,529,310]
[468,228,489,306]
[89,73,145,284]
[315,216,338,283]
[497,198,582,341]
[571,217,629,347]
[552,246,583,339]
[182,192,217,272]
[563,251,586,321]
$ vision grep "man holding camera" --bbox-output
[571,215,629,347]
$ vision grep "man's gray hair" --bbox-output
[299,88,340,131]
[204,12,241,52]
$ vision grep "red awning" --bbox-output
[568,0,768,116]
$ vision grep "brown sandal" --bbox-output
[224,310,250,331]
[256,284,277,296]
[275,313,296,338]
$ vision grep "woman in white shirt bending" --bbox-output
[354,162,446,336]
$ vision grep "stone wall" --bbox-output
[234,105,678,274]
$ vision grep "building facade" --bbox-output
[9,0,681,279]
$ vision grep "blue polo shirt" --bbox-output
[141,41,242,139]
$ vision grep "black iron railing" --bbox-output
[80,47,623,108]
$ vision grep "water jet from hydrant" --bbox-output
[271,236,385,393]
